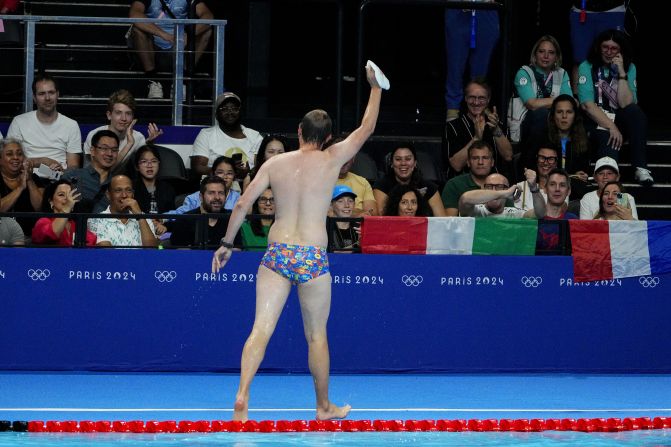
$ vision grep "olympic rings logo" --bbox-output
[155,270,177,283]
[639,276,660,288]
[27,269,51,281]
[401,275,423,287]
[521,276,542,288]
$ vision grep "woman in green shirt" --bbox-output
[241,188,274,251]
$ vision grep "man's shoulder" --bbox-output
[343,172,370,186]
[580,190,598,203]
[55,113,80,128]
[9,111,35,126]
[241,125,262,140]
[447,173,475,188]
[85,125,108,139]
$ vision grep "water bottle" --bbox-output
[149,192,158,214]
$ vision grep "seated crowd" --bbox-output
[0,27,650,252]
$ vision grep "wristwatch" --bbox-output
[220,239,234,249]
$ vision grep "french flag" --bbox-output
[570,220,671,282]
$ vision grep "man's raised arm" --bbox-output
[327,65,384,166]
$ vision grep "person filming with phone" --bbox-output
[579,156,638,220]
[594,181,633,221]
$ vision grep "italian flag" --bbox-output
[361,217,538,255]
[570,220,671,282]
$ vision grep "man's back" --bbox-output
[265,148,341,248]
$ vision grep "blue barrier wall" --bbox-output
[1,248,670,373]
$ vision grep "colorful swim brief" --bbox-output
[260,242,330,284]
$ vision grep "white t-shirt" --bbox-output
[579,190,638,220]
[190,125,263,169]
[7,111,82,168]
[473,204,526,218]
[83,125,146,166]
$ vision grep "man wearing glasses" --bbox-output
[458,169,545,218]
[514,146,560,212]
[190,92,263,181]
[442,78,513,180]
[62,130,120,213]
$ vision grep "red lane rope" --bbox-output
[25,417,671,433]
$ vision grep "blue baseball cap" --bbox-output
[332,185,357,201]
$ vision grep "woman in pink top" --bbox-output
[32,179,97,246]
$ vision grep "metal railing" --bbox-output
[0,14,227,126]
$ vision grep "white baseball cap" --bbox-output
[593,156,619,174]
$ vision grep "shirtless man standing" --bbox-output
[212,65,383,422]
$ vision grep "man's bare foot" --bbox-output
[233,396,248,422]
[316,402,351,420]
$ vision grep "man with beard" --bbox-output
[190,92,263,183]
[62,130,120,213]
[170,175,241,248]
[7,74,82,170]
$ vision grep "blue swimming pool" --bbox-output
[2,431,671,447]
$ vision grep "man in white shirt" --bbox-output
[459,170,545,218]
[190,92,263,178]
[7,74,82,170]
[88,175,158,247]
[83,89,162,170]
[579,156,638,220]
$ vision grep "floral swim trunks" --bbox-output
[260,242,330,284]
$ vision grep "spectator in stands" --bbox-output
[83,90,163,171]
[170,176,240,248]
[579,156,637,220]
[62,130,119,213]
[7,74,82,170]
[242,134,287,192]
[594,181,634,220]
[443,77,513,181]
[132,145,175,236]
[88,175,158,247]
[327,185,360,252]
[514,145,559,212]
[459,170,545,218]
[373,144,445,217]
[577,29,653,185]
[190,92,263,178]
[0,215,24,245]
[0,138,44,235]
[569,1,626,94]
[31,179,97,246]
[535,168,577,254]
[442,139,495,216]
[547,94,591,199]
[324,136,378,217]
[383,184,430,217]
[241,188,275,251]
[514,35,572,168]
[444,2,500,122]
[129,0,214,99]
[168,155,239,214]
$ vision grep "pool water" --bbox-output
[2,431,671,446]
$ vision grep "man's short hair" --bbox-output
[91,129,120,148]
[200,175,227,195]
[546,168,571,186]
[464,76,492,98]
[467,139,494,158]
[32,73,59,95]
[107,89,136,113]
[300,109,332,146]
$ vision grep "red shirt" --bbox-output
[32,218,97,247]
